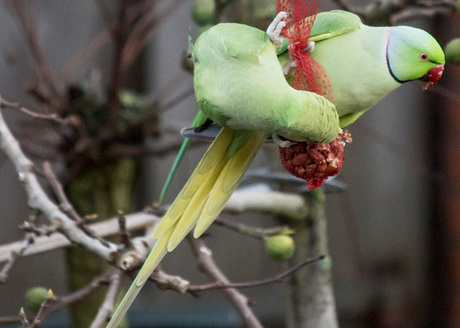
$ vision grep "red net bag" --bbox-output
[276,0,349,188]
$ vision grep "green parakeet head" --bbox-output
[387,26,445,89]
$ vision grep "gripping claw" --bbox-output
[267,11,290,46]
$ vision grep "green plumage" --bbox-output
[108,10,445,327]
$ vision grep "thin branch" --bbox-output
[19,308,29,327]
[188,255,325,293]
[189,237,264,328]
[107,0,131,129]
[30,291,56,328]
[29,271,114,324]
[7,1,62,106]
[391,4,454,23]
[0,108,118,262]
[0,316,21,324]
[120,1,186,76]
[224,188,309,221]
[89,270,124,328]
[150,269,191,294]
[42,161,84,222]
[0,96,71,125]
[0,234,34,284]
[214,217,291,240]
[0,212,160,264]
[345,0,456,25]
[117,212,131,248]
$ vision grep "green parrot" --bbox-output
[107,10,444,327]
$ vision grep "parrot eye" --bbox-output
[419,52,429,61]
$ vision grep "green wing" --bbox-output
[310,10,361,41]
[277,10,361,55]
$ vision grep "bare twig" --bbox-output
[120,0,186,76]
[28,271,115,324]
[0,108,118,261]
[20,221,59,236]
[0,212,160,264]
[335,0,456,25]
[42,161,84,222]
[0,316,21,325]
[107,0,131,129]
[117,212,131,248]
[214,217,291,240]
[224,188,309,220]
[89,270,124,328]
[41,161,114,248]
[189,238,263,328]
[150,269,191,294]
[392,4,454,23]
[188,255,325,293]
[30,290,56,328]
[0,234,34,284]
[19,308,29,327]
[0,96,70,125]
[7,1,62,107]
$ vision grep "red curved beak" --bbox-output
[422,64,444,90]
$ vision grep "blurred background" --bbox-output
[0,0,459,327]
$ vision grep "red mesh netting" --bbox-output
[276,0,333,102]
[276,0,348,189]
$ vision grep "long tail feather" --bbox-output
[194,132,266,237]
[108,128,266,327]
[153,127,234,238]
[106,227,173,328]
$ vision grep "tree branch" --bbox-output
[89,270,124,328]
[214,217,291,240]
[188,255,325,293]
[0,108,119,262]
[189,238,264,328]
[0,212,160,264]
[0,96,71,125]
[0,234,34,284]
[224,188,309,221]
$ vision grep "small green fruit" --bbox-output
[446,38,460,65]
[25,287,49,312]
[191,0,216,26]
[265,235,295,261]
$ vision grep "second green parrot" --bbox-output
[108,10,444,327]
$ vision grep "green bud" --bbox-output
[191,0,216,26]
[446,38,460,65]
[265,235,295,261]
[25,287,49,312]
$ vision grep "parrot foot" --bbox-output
[282,60,296,77]
[304,41,315,53]
[272,134,298,148]
[267,11,290,46]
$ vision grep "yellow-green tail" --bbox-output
[107,127,266,327]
